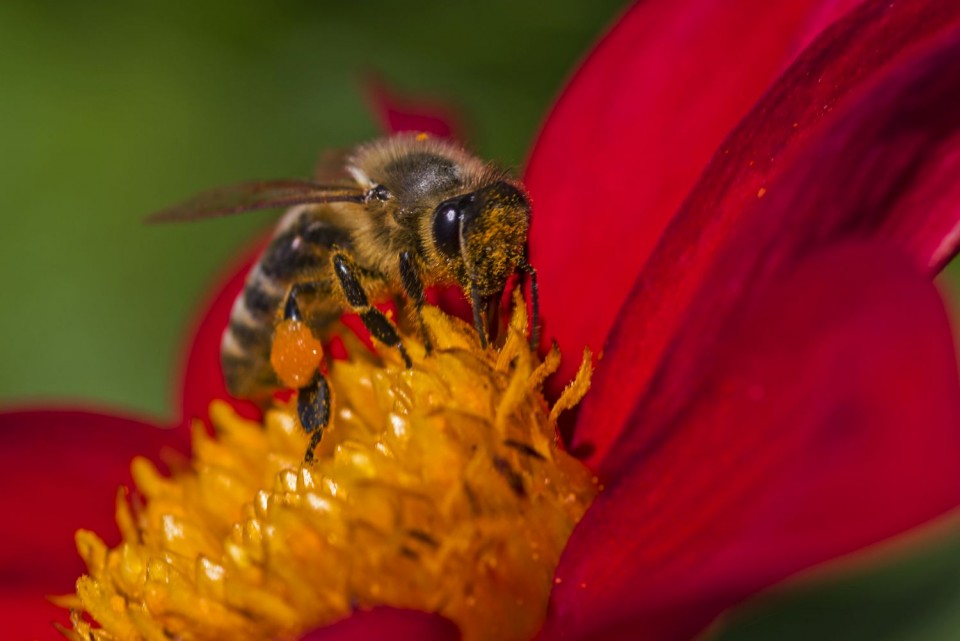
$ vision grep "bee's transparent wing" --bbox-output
[313,148,355,183]
[146,179,366,223]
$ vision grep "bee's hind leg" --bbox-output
[277,284,333,462]
[298,372,331,462]
[331,251,413,368]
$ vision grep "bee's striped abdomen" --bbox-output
[221,210,353,398]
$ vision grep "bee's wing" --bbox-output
[146,179,366,223]
[313,148,355,183]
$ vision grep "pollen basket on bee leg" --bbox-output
[270,319,324,389]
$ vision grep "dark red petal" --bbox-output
[0,409,183,638]
[298,608,460,641]
[525,0,862,391]
[364,74,461,138]
[544,242,960,641]
[577,3,960,464]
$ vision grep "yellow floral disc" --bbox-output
[60,298,596,641]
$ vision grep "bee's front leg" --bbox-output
[519,259,540,349]
[331,251,413,368]
[399,250,433,354]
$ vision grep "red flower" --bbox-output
[5,0,960,639]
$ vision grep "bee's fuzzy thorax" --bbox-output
[347,133,503,194]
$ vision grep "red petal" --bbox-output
[576,3,960,464]
[0,593,70,641]
[544,242,960,641]
[298,608,460,641]
[0,409,182,637]
[364,74,461,138]
[525,0,862,392]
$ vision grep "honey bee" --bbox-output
[151,134,538,460]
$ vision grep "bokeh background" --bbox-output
[3,2,960,639]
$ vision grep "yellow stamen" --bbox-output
[61,297,596,641]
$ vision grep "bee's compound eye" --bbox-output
[432,200,463,258]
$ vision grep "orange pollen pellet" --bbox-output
[270,319,324,389]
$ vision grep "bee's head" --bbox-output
[351,135,531,296]
[430,180,531,297]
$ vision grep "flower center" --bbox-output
[59,299,596,641]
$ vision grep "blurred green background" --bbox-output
[3,2,960,639]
